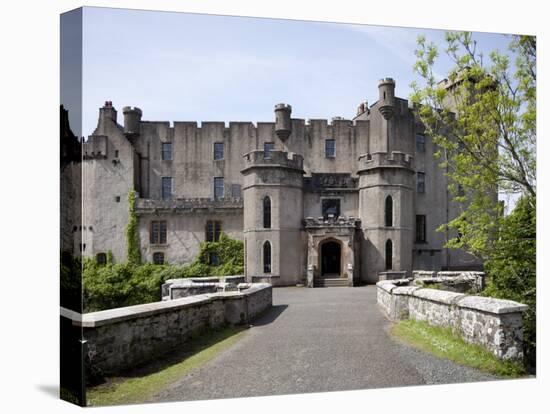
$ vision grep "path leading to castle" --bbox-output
[152,286,496,402]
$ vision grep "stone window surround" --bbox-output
[320,196,341,218]
[153,251,165,265]
[205,220,222,242]
[263,240,272,274]
[262,195,271,229]
[384,195,393,227]
[161,142,173,161]
[150,220,167,245]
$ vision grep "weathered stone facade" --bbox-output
[69,78,486,286]
[377,280,527,361]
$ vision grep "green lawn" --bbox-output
[86,326,248,406]
[392,319,526,377]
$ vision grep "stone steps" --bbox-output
[313,277,349,287]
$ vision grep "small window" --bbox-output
[385,239,392,270]
[322,199,340,218]
[115,196,120,203]
[153,252,165,265]
[79,243,86,252]
[213,142,224,160]
[263,196,271,229]
[416,215,427,243]
[214,177,224,199]
[162,177,173,199]
[114,150,119,158]
[416,133,426,152]
[417,172,426,193]
[263,241,272,273]
[325,139,336,158]
[150,220,167,244]
[206,220,222,242]
[162,143,172,161]
[264,142,274,159]
[96,253,107,265]
[385,196,393,227]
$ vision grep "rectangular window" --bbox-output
[206,221,222,242]
[416,215,427,243]
[264,142,274,159]
[416,133,426,152]
[153,252,165,265]
[162,177,172,199]
[325,139,336,158]
[417,172,425,193]
[150,221,167,244]
[322,198,341,218]
[213,142,224,160]
[162,143,172,161]
[214,177,224,199]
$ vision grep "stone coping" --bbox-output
[376,281,527,315]
[61,283,271,328]
[456,296,529,314]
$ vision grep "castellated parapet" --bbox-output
[242,149,304,173]
[358,151,414,172]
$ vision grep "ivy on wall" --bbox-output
[125,190,141,265]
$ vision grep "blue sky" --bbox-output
[79,7,513,137]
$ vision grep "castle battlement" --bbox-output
[242,149,304,171]
[358,151,414,171]
[83,135,108,159]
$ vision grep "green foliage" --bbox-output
[411,33,536,367]
[483,196,536,365]
[393,319,526,377]
[411,33,536,260]
[126,190,141,265]
[83,233,244,312]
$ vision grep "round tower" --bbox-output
[241,148,305,286]
[122,106,142,136]
[274,103,292,142]
[357,151,415,283]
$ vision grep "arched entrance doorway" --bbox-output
[321,240,342,277]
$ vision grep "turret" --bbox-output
[122,106,142,136]
[378,78,395,120]
[274,103,292,141]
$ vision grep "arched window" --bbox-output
[385,196,393,227]
[385,239,393,270]
[263,196,271,229]
[263,241,271,273]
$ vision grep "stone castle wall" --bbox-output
[377,280,527,361]
[62,284,272,375]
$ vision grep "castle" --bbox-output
[63,78,482,287]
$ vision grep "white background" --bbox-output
[0,1,547,413]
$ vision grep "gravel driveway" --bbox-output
[153,286,497,402]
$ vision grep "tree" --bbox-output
[411,32,536,366]
[410,32,536,260]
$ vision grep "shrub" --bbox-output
[83,233,244,312]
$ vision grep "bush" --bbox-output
[83,233,244,312]
[482,196,536,368]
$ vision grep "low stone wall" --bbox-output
[62,283,272,376]
[161,275,246,300]
[412,270,486,293]
[377,280,527,361]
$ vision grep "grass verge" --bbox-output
[86,326,248,406]
[391,319,526,378]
